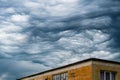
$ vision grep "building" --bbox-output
[17,58,120,80]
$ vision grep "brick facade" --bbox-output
[18,58,120,80]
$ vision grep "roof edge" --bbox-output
[17,58,120,80]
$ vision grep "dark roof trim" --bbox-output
[17,58,120,80]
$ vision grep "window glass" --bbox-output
[100,71,104,80]
[100,71,116,80]
[53,72,68,80]
[111,73,116,80]
[106,72,110,80]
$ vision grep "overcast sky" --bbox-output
[0,0,120,80]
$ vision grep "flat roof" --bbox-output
[17,58,120,80]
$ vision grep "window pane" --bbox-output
[111,73,116,80]
[58,75,60,80]
[53,76,55,80]
[55,75,56,80]
[56,75,58,80]
[61,74,63,80]
[100,71,104,80]
[106,72,110,80]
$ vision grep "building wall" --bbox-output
[68,65,92,80]
[92,61,120,80]
[21,61,92,80]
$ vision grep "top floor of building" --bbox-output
[17,58,120,80]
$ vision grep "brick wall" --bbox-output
[92,61,120,80]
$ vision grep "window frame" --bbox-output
[100,70,116,80]
[52,72,68,80]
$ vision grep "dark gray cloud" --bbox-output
[0,0,120,80]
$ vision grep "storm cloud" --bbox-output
[0,0,120,80]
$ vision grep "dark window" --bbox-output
[111,72,116,80]
[106,72,110,80]
[53,72,68,80]
[45,78,48,80]
[100,71,116,80]
[100,71,104,80]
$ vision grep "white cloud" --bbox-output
[81,16,112,28]
[51,50,72,58]
[25,42,54,54]
[10,14,29,23]
[85,30,110,43]
[0,7,15,15]
[83,50,120,60]
[0,32,28,53]
[0,73,9,80]
[24,1,40,9]
[55,30,114,62]
[0,22,22,32]
[0,18,29,53]
[0,46,20,53]
[57,30,109,51]
[0,33,27,45]
[5,8,15,13]
[23,0,79,18]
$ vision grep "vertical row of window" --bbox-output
[53,72,68,80]
[100,71,116,80]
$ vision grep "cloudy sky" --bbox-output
[0,0,120,80]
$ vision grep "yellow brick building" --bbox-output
[17,58,120,80]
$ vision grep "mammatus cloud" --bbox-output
[0,0,120,80]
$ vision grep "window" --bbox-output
[100,71,116,80]
[45,78,48,80]
[53,72,68,80]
